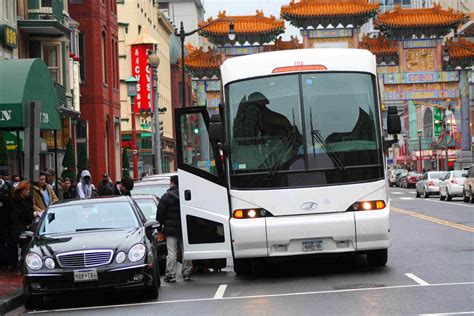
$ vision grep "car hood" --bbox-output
[29,227,145,257]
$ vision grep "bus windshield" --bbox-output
[227,72,383,189]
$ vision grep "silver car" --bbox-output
[416,171,448,198]
[439,170,467,201]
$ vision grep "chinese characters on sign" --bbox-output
[131,44,153,112]
[0,25,18,49]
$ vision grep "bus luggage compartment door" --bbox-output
[265,213,356,257]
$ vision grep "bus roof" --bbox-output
[221,48,377,86]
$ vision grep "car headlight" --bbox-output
[115,251,126,264]
[128,244,146,262]
[26,253,42,270]
[44,257,55,269]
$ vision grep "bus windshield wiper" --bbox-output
[309,108,347,176]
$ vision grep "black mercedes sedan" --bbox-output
[21,196,161,309]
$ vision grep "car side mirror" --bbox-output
[209,114,224,143]
[145,220,160,231]
[387,106,401,135]
[20,231,35,240]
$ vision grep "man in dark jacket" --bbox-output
[114,177,134,196]
[98,173,114,196]
[157,175,192,282]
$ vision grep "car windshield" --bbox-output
[452,171,467,178]
[132,184,168,197]
[227,72,382,189]
[135,199,157,220]
[429,172,448,179]
[38,202,139,235]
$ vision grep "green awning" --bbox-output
[0,58,60,130]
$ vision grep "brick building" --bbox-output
[69,0,121,183]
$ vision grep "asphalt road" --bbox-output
[9,187,474,315]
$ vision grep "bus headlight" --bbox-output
[349,200,386,211]
[233,208,270,219]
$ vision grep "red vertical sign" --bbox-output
[131,44,153,112]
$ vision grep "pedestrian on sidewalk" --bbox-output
[0,168,14,268]
[157,175,192,282]
[32,172,59,219]
[114,177,134,196]
[61,177,76,200]
[10,181,34,268]
[98,173,114,196]
[76,170,95,199]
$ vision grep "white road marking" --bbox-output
[405,273,430,286]
[399,197,415,200]
[214,284,227,299]
[391,192,404,195]
[422,199,474,209]
[421,312,474,316]
[28,281,474,314]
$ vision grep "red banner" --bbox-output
[131,44,153,112]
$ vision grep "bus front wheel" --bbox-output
[367,249,388,267]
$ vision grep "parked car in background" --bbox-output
[132,178,170,198]
[132,194,167,274]
[463,165,474,203]
[141,172,176,182]
[395,170,408,187]
[416,171,448,198]
[21,197,161,309]
[399,172,422,188]
[439,170,468,201]
[389,168,407,187]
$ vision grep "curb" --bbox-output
[0,288,23,315]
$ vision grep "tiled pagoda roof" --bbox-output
[199,10,285,45]
[184,47,221,79]
[281,0,379,28]
[359,35,398,56]
[264,36,303,52]
[375,4,468,38]
[446,37,474,60]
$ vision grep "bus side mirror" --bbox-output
[387,106,401,135]
[209,114,224,143]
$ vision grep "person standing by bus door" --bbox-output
[157,175,192,282]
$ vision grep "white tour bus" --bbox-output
[175,48,401,274]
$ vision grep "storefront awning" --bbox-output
[0,58,60,130]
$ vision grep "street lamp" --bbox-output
[403,133,408,169]
[417,130,423,172]
[148,51,162,175]
[176,19,235,108]
[125,76,139,179]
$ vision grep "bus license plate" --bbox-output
[74,269,98,282]
[302,240,323,252]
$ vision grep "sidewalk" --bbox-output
[0,267,23,314]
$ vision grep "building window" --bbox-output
[423,108,433,139]
[114,40,119,88]
[4,0,16,24]
[102,31,108,85]
[79,33,86,83]
[43,44,61,84]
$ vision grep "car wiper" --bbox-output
[309,108,347,176]
[75,228,115,232]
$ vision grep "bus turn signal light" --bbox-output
[233,208,269,219]
[349,200,386,211]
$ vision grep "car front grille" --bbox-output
[57,250,114,268]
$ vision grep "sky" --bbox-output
[202,0,301,40]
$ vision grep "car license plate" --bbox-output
[302,240,323,252]
[73,269,98,282]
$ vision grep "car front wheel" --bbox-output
[234,258,253,276]
[145,258,160,300]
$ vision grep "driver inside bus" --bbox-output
[232,92,302,171]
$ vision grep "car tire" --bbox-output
[145,258,160,300]
[416,189,420,198]
[367,249,388,267]
[24,289,43,310]
[234,258,253,276]
[463,189,470,203]
[470,188,474,204]
[446,190,453,201]
[158,258,166,276]
[423,188,429,198]
[440,192,445,201]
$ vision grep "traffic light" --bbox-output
[159,120,163,136]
